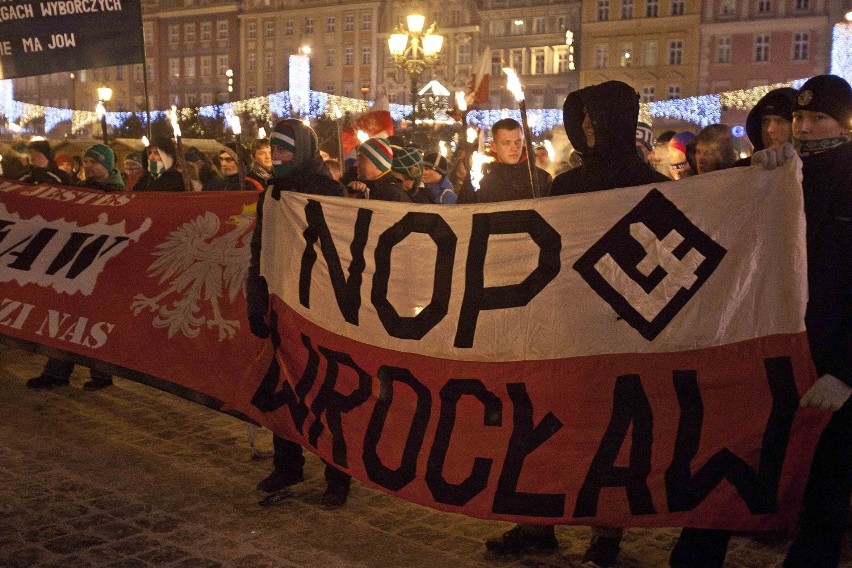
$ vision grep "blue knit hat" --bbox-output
[358,137,393,172]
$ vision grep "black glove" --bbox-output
[248,314,270,339]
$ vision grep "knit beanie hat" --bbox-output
[669,131,695,156]
[124,152,144,167]
[423,152,448,176]
[358,137,393,172]
[635,122,654,152]
[794,74,852,129]
[745,87,796,150]
[391,145,423,185]
[85,143,115,171]
[27,140,53,162]
[270,120,297,153]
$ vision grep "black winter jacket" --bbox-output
[476,160,552,202]
[246,155,346,320]
[552,81,668,196]
[801,141,852,385]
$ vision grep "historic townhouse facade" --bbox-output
[579,0,701,102]
[699,0,832,96]
[240,0,381,101]
[478,0,582,109]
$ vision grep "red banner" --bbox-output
[0,179,264,402]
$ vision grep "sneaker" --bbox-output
[321,482,350,509]
[485,526,558,555]
[256,468,304,493]
[583,535,622,567]
[25,375,69,389]
[258,489,293,507]
[83,378,113,391]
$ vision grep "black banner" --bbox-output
[0,0,144,80]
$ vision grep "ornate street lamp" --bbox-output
[96,86,112,144]
[388,14,444,121]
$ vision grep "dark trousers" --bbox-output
[272,435,350,487]
[670,528,731,568]
[43,358,112,383]
[784,400,852,568]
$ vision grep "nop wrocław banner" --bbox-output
[230,158,827,530]
[0,0,144,80]
[0,160,827,529]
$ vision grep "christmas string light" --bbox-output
[831,21,852,85]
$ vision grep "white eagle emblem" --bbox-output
[131,204,255,341]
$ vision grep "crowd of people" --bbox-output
[13,73,851,568]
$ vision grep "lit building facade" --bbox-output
[478,0,581,110]
[240,0,381,101]
[579,0,701,102]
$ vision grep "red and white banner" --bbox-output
[0,160,828,529]
[0,180,265,402]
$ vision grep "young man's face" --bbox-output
[760,115,792,149]
[253,145,272,169]
[271,145,294,164]
[124,160,143,177]
[28,149,48,168]
[356,153,383,181]
[219,152,239,176]
[492,128,524,164]
[421,167,442,184]
[694,141,726,174]
[792,110,848,142]
[582,110,596,149]
[82,156,108,181]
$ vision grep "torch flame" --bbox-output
[170,105,181,139]
[356,130,369,144]
[227,114,242,135]
[455,91,467,112]
[333,104,343,119]
[466,127,478,144]
[439,140,448,158]
[502,67,525,102]
[470,151,494,191]
[544,139,555,162]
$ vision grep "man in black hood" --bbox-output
[551,80,668,196]
[247,119,351,509]
[487,81,668,566]
[733,87,797,166]
[19,140,70,185]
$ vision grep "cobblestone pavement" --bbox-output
[2,344,850,568]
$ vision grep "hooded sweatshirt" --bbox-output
[247,120,346,320]
[551,81,668,196]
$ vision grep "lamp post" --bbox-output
[96,86,112,144]
[225,68,234,102]
[387,14,444,122]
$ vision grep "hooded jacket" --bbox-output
[247,121,347,321]
[551,81,668,196]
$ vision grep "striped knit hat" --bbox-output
[270,120,296,153]
[391,145,423,185]
[358,137,393,172]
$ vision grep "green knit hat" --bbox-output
[358,137,393,172]
[391,145,423,186]
[85,143,115,171]
[270,120,296,152]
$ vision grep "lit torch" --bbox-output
[170,105,192,192]
[470,151,494,192]
[502,67,539,198]
[227,113,242,144]
[333,104,344,161]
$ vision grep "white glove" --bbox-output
[800,374,852,411]
[753,142,796,170]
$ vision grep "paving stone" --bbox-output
[42,533,106,554]
[2,344,851,568]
